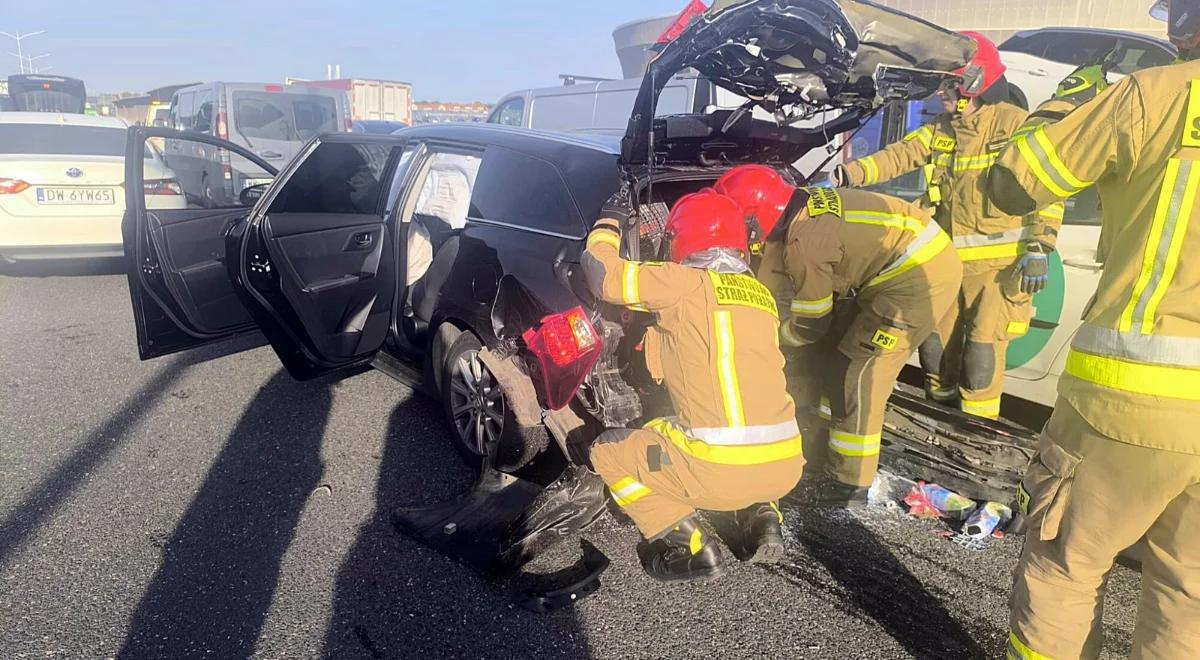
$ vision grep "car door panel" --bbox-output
[234,137,406,380]
[124,127,277,360]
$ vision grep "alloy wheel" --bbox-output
[448,348,506,457]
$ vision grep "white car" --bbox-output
[0,113,186,263]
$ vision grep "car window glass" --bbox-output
[1042,35,1119,67]
[383,147,418,213]
[293,98,339,138]
[470,146,583,237]
[267,141,391,214]
[1000,33,1053,58]
[409,152,481,230]
[193,88,214,134]
[155,136,273,210]
[173,92,194,131]
[0,124,128,156]
[1110,44,1176,75]
[493,98,524,126]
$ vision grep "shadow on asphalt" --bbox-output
[0,257,127,278]
[0,335,263,569]
[323,394,593,659]
[118,368,334,659]
[770,506,1002,660]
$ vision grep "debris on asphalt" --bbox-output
[866,472,1015,552]
[963,501,1013,540]
[903,482,977,521]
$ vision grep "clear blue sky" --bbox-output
[3,0,691,101]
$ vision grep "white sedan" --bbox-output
[0,113,186,263]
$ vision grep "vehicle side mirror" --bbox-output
[239,183,270,206]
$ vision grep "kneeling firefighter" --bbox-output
[583,186,805,582]
[717,165,963,507]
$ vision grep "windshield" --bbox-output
[232,91,338,141]
[12,91,84,113]
[0,124,152,159]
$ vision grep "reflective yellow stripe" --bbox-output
[611,476,652,507]
[818,396,832,421]
[906,125,933,149]
[1015,126,1090,198]
[645,418,804,466]
[954,153,998,172]
[780,320,806,348]
[1008,321,1029,336]
[933,153,953,168]
[860,156,880,186]
[829,430,882,457]
[868,226,951,287]
[1007,632,1054,660]
[956,242,1022,262]
[714,311,745,427]
[622,262,640,306]
[929,386,958,402]
[688,527,704,555]
[843,210,926,234]
[1066,349,1200,400]
[1038,204,1065,221]
[790,295,833,317]
[961,397,1001,419]
[587,231,620,251]
[1120,159,1199,334]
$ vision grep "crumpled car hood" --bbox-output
[621,0,976,168]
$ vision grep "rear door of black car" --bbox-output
[123,127,277,359]
[233,134,414,380]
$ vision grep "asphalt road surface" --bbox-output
[1,262,1142,659]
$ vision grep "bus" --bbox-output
[6,75,87,113]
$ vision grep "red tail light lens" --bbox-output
[522,306,603,410]
[217,111,229,140]
[0,178,31,194]
[144,179,183,196]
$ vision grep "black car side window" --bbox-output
[469,146,585,238]
[268,142,393,214]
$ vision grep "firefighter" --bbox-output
[833,32,1062,421]
[987,2,1200,657]
[583,186,805,582]
[716,165,963,506]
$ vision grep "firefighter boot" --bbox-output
[735,502,786,564]
[640,517,725,583]
[802,473,870,509]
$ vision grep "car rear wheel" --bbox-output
[440,332,543,472]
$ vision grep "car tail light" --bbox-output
[0,178,31,194]
[263,84,284,93]
[522,306,603,410]
[144,179,183,195]
[217,111,229,140]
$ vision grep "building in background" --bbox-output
[844,1,1161,44]
[412,101,490,124]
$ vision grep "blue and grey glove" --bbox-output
[1017,243,1051,294]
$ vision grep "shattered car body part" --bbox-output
[392,465,608,577]
[880,383,1039,503]
[512,539,611,613]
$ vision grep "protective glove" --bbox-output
[1016,243,1051,294]
[598,181,634,226]
[830,164,850,188]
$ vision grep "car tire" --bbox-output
[440,331,544,473]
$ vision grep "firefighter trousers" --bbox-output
[817,248,962,487]
[920,265,1032,419]
[1009,401,1200,660]
[589,427,805,539]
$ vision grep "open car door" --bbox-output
[123,127,278,359]
[232,134,411,380]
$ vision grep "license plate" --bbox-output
[36,187,116,205]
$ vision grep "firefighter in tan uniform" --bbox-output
[834,32,1063,420]
[987,2,1200,656]
[716,165,963,506]
[583,187,805,582]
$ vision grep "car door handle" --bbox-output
[257,150,284,159]
[1063,257,1103,271]
[350,232,374,248]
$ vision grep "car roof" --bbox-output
[395,123,621,156]
[175,82,345,96]
[1004,27,1175,52]
[0,112,129,128]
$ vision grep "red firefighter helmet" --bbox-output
[665,189,748,263]
[956,32,1007,98]
[713,164,795,239]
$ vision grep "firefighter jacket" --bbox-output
[843,103,1059,274]
[755,188,953,348]
[988,59,1200,454]
[582,218,803,465]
